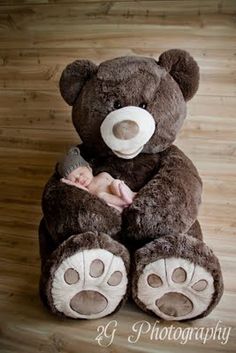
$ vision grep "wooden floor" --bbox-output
[0,1,236,352]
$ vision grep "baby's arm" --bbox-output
[61,178,88,192]
[98,191,128,213]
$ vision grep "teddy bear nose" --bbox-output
[112,120,139,140]
[100,106,155,159]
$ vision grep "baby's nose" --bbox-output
[112,120,139,140]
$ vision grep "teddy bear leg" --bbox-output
[38,218,57,270]
[39,220,130,319]
[131,226,223,321]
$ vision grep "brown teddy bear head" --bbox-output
[60,49,199,159]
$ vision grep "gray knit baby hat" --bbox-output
[56,146,90,177]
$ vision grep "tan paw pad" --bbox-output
[70,290,108,315]
[107,271,123,286]
[156,292,193,317]
[172,267,187,283]
[192,279,208,291]
[64,268,80,284]
[89,259,104,278]
[147,274,163,288]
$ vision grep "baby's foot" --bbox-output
[119,181,133,204]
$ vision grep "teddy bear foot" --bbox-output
[40,231,130,319]
[132,234,223,321]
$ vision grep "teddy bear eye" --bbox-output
[139,102,147,109]
[114,100,122,110]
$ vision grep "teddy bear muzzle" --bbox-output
[100,106,155,159]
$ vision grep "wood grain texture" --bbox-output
[0,1,236,352]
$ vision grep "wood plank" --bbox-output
[1,0,236,14]
[0,52,235,95]
[0,4,235,50]
[0,26,235,50]
[0,127,79,151]
[0,6,236,28]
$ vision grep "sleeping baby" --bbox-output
[56,147,137,213]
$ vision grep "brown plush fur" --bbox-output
[187,219,203,240]
[39,49,223,320]
[59,60,97,106]
[158,49,200,101]
[38,218,57,269]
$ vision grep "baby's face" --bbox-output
[67,166,93,187]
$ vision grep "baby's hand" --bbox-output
[60,178,88,191]
[61,178,76,186]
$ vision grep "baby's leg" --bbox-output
[107,203,124,213]
[119,182,137,204]
[110,179,122,197]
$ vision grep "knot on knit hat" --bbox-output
[57,146,90,177]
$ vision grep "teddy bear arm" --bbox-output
[42,173,122,244]
[123,145,202,240]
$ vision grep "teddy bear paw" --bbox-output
[50,248,128,319]
[136,257,215,321]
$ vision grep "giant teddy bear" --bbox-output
[39,50,223,321]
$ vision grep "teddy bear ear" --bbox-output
[59,60,97,105]
[157,49,199,101]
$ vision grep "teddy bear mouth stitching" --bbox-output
[113,146,144,158]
